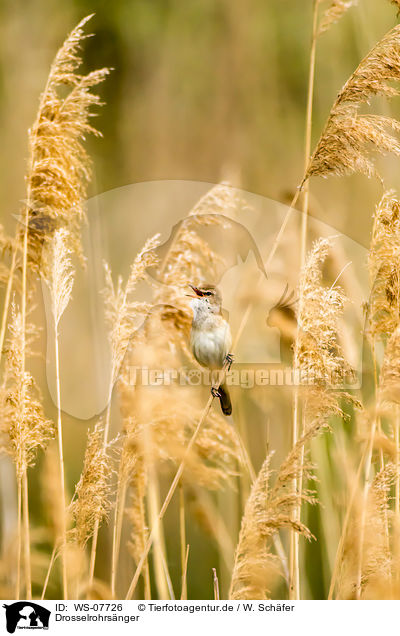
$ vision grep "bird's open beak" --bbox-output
[186,284,204,298]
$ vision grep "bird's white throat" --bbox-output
[190,297,218,327]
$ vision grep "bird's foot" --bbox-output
[211,387,221,399]
[224,353,234,371]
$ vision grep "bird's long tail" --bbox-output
[219,383,232,416]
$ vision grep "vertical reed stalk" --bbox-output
[110,477,128,597]
[147,468,170,599]
[20,200,31,599]
[355,417,377,599]
[300,0,319,267]
[395,408,400,589]
[179,484,187,600]
[88,391,112,589]
[140,493,152,600]
[289,0,320,600]
[372,342,385,471]
[41,544,58,601]
[15,479,21,599]
[328,442,368,599]
[125,362,229,599]
[88,519,99,591]
[180,546,189,601]
[396,410,400,517]
[289,391,301,600]
[54,334,68,599]
[22,472,31,599]
[125,185,309,600]
[0,246,17,369]
[213,568,220,600]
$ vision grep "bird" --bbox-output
[188,283,233,416]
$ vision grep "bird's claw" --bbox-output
[211,387,221,399]
[225,353,234,371]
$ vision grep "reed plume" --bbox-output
[306,24,400,181]
[70,420,113,549]
[120,416,150,599]
[367,191,400,341]
[0,305,54,598]
[121,184,249,599]
[23,14,109,268]
[229,424,321,600]
[380,326,400,404]
[103,234,160,393]
[90,235,159,591]
[296,237,358,421]
[336,463,395,598]
[318,1,357,35]
[0,305,54,478]
[2,15,109,598]
[119,384,242,490]
[290,237,359,598]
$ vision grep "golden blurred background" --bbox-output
[1,0,400,601]
[1,0,399,246]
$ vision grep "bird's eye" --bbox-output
[205,291,212,296]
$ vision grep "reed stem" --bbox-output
[0,246,17,369]
[289,0,319,600]
[110,476,128,597]
[22,471,31,599]
[54,334,69,599]
[179,483,187,600]
[15,478,21,600]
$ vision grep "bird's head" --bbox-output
[188,283,222,316]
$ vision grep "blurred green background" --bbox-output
[1,0,400,600]
[0,0,399,247]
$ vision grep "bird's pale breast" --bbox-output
[190,321,231,369]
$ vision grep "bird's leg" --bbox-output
[224,353,234,371]
[211,387,221,398]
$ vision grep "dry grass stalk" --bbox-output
[378,325,400,533]
[93,235,159,592]
[306,25,400,181]
[337,463,395,598]
[0,305,54,479]
[119,379,242,490]
[118,187,245,597]
[125,356,232,600]
[296,237,358,421]
[5,14,108,599]
[0,304,54,598]
[46,229,74,326]
[40,445,66,543]
[112,414,150,598]
[69,420,113,549]
[0,230,19,368]
[103,234,160,394]
[380,326,400,404]
[23,14,109,269]
[124,436,151,598]
[44,228,75,598]
[367,191,400,341]
[229,424,322,600]
[318,1,357,36]
[290,237,359,598]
